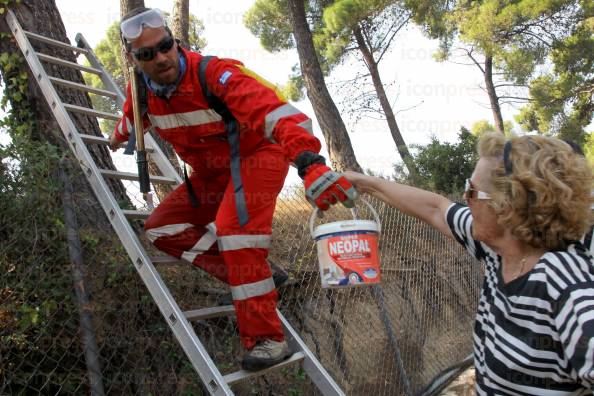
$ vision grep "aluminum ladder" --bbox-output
[5,9,344,396]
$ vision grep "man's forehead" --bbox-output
[130,27,169,49]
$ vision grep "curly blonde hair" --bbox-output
[478,133,593,250]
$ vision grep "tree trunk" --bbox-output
[120,0,145,83]
[286,0,362,172]
[120,0,144,13]
[171,0,190,49]
[120,0,181,199]
[484,55,505,134]
[0,0,129,229]
[353,25,418,180]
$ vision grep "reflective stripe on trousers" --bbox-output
[181,222,218,263]
[218,234,272,251]
[231,277,275,301]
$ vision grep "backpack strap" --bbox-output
[198,56,249,227]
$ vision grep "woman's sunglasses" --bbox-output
[131,36,175,62]
[464,179,491,201]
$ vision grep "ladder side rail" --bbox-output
[142,129,184,184]
[75,33,183,185]
[277,310,346,396]
[6,10,231,395]
[75,33,125,107]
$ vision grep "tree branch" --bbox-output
[498,96,531,101]
[395,100,425,115]
[377,16,411,64]
[493,83,528,88]
[464,49,485,75]
[500,99,531,106]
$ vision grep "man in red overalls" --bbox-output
[110,7,357,371]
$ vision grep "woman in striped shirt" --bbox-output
[344,133,593,395]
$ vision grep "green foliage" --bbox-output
[319,0,399,63]
[406,0,593,141]
[279,66,306,101]
[245,1,405,78]
[584,132,594,165]
[243,0,294,52]
[0,0,21,15]
[406,127,478,194]
[471,119,514,137]
[245,0,409,126]
[515,14,593,139]
[0,48,83,392]
[82,22,124,133]
[187,14,207,51]
[401,0,454,40]
[245,0,326,100]
[320,0,409,71]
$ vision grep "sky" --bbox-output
[2,0,523,184]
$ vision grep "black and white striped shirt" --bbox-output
[446,203,594,395]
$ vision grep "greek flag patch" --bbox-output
[219,71,232,85]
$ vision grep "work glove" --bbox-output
[295,151,358,211]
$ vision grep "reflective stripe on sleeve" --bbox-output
[145,223,195,243]
[218,234,272,251]
[118,116,133,136]
[264,103,302,139]
[181,222,218,263]
[298,118,313,134]
[148,109,222,130]
[231,277,275,301]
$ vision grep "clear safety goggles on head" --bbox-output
[120,8,166,41]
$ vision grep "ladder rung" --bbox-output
[37,52,102,75]
[184,306,235,321]
[24,30,89,54]
[151,256,183,264]
[122,210,152,220]
[78,134,111,145]
[63,103,120,120]
[78,134,154,153]
[223,352,306,385]
[99,169,177,185]
[49,76,117,99]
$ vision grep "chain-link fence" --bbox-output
[1,145,483,395]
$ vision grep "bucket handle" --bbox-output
[309,198,382,237]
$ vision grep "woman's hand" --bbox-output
[342,171,371,193]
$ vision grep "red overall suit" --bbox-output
[113,48,320,349]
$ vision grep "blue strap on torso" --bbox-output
[198,56,249,227]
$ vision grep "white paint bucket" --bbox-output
[309,199,382,288]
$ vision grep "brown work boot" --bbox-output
[241,339,293,371]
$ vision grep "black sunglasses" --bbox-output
[131,36,174,62]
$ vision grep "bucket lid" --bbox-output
[313,220,379,239]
